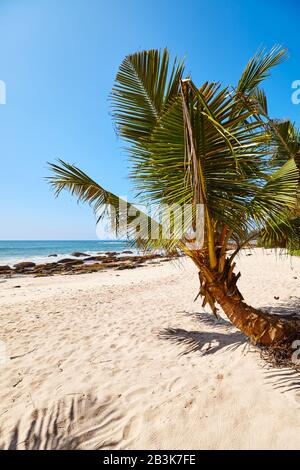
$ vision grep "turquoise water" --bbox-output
[0,240,133,266]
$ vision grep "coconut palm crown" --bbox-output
[48,47,300,346]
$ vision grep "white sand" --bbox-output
[1,248,300,449]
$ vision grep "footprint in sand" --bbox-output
[124,387,148,403]
[122,414,143,442]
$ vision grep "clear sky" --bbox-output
[0,0,300,240]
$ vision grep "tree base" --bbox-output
[197,264,300,346]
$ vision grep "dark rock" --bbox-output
[71,263,106,274]
[58,260,84,270]
[116,254,156,263]
[98,262,121,269]
[57,258,74,263]
[83,256,108,262]
[122,250,133,254]
[70,252,88,257]
[64,259,84,266]
[101,257,119,264]
[114,255,136,262]
[0,265,11,272]
[33,263,59,271]
[78,261,125,273]
[48,254,58,257]
[116,264,136,270]
[57,258,83,264]
[105,251,118,256]
[14,262,36,269]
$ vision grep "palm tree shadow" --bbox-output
[182,309,233,329]
[166,307,300,396]
[263,368,300,394]
[260,298,300,319]
[0,393,122,450]
[160,327,247,356]
[160,309,248,356]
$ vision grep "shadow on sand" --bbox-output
[160,309,248,356]
[0,393,121,450]
[162,305,300,395]
[261,298,300,318]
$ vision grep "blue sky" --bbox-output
[0,0,300,240]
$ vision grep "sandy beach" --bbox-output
[1,248,300,449]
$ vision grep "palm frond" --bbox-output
[247,159,299,239]
[251,87,268,116]
[269,120,300,168]
[47,160,196,252]
[258,216,300,249]
[111,48,184,143]
[47,159,155,240]
[130,78,268,238]
[237,45,287,95]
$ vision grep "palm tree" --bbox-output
[48,47,300,347]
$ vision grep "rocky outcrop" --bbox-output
[70,252,88,257]
[13,262,36,274]
[0,265,11,274]
[83,256,112,262]
[57,258,83,265]
[32,263,62,276]
[14,262,36,269]
[0,252,180,279]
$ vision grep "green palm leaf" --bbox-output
[269,120,300,168]
[237,45,287,95]
[47,159,153,239]
[247,159,299,239]
[47,160,192,250]
[111,48,184,143]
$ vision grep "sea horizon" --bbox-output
[0,240,134,266]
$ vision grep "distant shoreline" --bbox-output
[0,240,133,267]
[0,251,174,278]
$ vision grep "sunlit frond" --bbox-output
[237,45,287,95]
[111,48,184,143]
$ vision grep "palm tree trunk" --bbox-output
[206,280,300,346]
[196,259,300,346]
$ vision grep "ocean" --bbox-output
[0,240,134,267]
